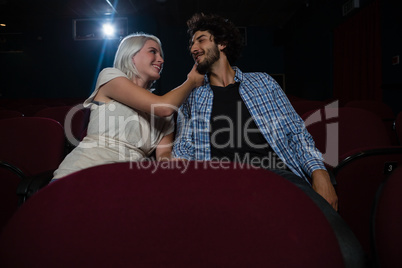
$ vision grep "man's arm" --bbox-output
[311,169,338,211]
[263,75,337,210]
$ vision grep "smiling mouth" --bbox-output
[152,65,161,71]
[194,53,204,62]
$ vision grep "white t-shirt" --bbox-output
[53,68,174,179]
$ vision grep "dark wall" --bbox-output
[0,16,284,99]
[1,0,400,115]
[0,15,163,98]
[1,17,120,99]
[380,0,402,115]
[282,0,358,100]
[282,0,401,114]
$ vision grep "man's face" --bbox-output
[190,30,220,74]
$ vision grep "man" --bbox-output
[173,13,365,268]
[174,13,337,208]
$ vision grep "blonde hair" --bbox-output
[113,33,164,88]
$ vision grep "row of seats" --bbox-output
[0,98,85,118]
[1,161,400,267]
[0,162,346,267]
[1,105,90,151]
[332,147,402,263]
[299,104,402,262]
[0,101,87,231]
[1,98,401,266]
[1,97,401,145]
[2,99,402,148]
[0,97,85,108]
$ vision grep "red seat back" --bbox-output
[0,110,24,120]
[35,105,89,143]
[0,166,21,231]
[0,162,345,268]
[291,100,326,116]
[345,100,397,144]
[0,117,66,231]
[395,112,402,145]
[303,107,391,167]
[373,166,402,268]
[17,104,48,117]
[0,117,66,176]
[333,147,402,258]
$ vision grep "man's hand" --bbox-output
[311,169,338,211]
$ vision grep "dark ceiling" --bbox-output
[0,0,310,29]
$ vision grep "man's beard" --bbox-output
[196,44,220,74]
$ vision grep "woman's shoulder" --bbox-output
[96,68,129,90]
[84,68,128,107]
[99,67,128,79]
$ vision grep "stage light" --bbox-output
[74,18,127,40]
[102,23,115,38]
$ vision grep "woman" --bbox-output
[52,33,203,180]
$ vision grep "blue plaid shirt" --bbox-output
[173,67,326,182]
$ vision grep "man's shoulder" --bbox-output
[233,67,268,80]
[240,72,276,88]
[243,71,270,79]
[239,72,272,84]
[189,85,210,97]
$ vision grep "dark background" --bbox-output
[0,0,401,114]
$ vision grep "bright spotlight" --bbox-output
[102,23,115,38]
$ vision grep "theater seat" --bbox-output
[0,161,345,268]
[344,100,394,122]
[302,107,391,168]
[395,112,402,145]
[345,100,397,144]
[17,104,48,117]
[35,105,90,152]
[0,110,24,120]
[333,146,402,260]
[372,166,402,268]
[0,117,66,229]
[291,100,326,117]
[0,117,65,178]
[0,162,23,231]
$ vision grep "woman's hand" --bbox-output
[187,64,204,88]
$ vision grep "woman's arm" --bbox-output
[96,65,203,117]
[155,132,174,160]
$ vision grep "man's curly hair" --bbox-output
[187,13,243,65]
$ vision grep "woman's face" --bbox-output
[132,40,164,84]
